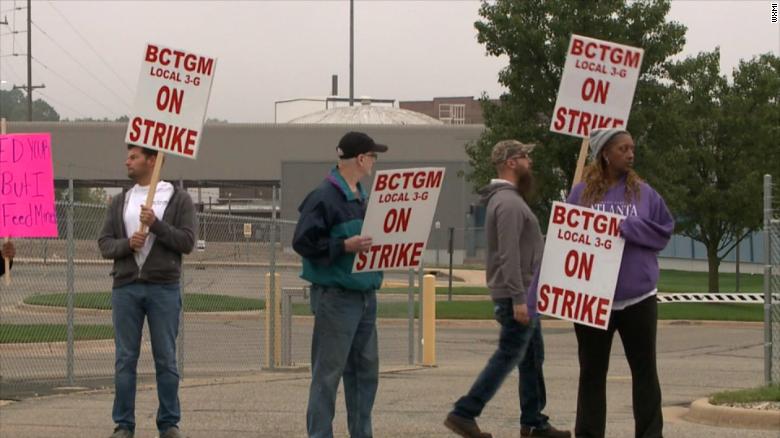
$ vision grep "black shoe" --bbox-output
[159,426,185,438]
[109,427,134,438]
[444,413,493,438]
[520,424,571,438]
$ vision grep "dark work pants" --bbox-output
[574,296,663,438]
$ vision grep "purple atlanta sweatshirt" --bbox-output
[528,177,675,314]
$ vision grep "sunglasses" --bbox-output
[507,152,529,161]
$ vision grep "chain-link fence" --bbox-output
[764,175,780,384]
[1,197,418,398]
[426,226,487,268]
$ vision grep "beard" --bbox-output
[514,165,535,199]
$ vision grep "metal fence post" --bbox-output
[448,227,454,301]
[281,289,291,367]
[178,257,186,378]
[434,222,440,267]
[66,177,75,385]
[408,269,415,365]
[177,179,186,377]
[763,174,772,384]
[417,263,424,362]
[268,186,279,369]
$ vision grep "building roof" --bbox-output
[288,101,443,125]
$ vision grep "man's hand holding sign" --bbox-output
[345,235,373,253]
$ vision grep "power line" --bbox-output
[0,6,25,15]
[45,1,134,94]
[10,0,21,55]
[31,55,120,116]
[36,89,89,119]
[0,54,23,80]
[31,20,132,109]
[0,13,25,89]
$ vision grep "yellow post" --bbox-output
[264,272,282,368]
[422,274,436,366]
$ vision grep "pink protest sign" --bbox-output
[0,133,58,238]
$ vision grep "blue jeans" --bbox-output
[520,316,550,428]
[112,282,182,433]
[452,299,551,428]
[307,285,379,438]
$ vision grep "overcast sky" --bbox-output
[0,0,777,122]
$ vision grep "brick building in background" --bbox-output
[399,96,499,125]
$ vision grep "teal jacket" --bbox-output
[292,167,383,291]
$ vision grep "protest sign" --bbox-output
[0,133,57,239]
[353,167,445,273]
[125,43,217,159]
[549,35,644,187]
[125,43,217,231]
[536,202,625,329]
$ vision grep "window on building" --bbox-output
[438,103,466,124]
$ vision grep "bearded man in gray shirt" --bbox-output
[444,140,569,438]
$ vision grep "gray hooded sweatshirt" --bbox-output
[479,181,544,305]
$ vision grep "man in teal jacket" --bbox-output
[293,131,388,438]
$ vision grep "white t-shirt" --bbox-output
[490,178,515,186]
[124,181,175,268]
[612,289,657,311]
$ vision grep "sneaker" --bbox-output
[444,412,493,438]
[109,427,134,438]
[520,424,571,438]
[159,426,185,438]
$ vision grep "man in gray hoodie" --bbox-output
[444,140,569,438]
[99,145,196,438]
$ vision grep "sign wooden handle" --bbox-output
[140,153,165,233]
[571,138,590,191]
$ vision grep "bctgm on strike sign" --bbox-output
[536,202,626,330]
[353,167,445,273]
[125,43,217,159]
[550,35,644,138]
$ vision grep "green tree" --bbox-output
[640,50,780,292]
[72,116,128,122]
[469,0,686,222]
[0,89,61,121]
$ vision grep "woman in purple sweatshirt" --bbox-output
[566,128,674,438]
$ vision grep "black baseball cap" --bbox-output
[337,131,389,159]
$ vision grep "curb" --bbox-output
[684,398,780,430]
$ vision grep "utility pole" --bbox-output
[12,0,45,121]
[349,0,354,107]
[0,16,8,95]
